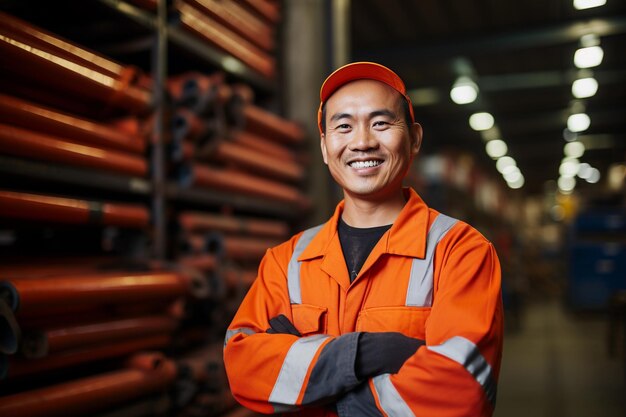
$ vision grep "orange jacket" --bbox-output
[224,188,503,416]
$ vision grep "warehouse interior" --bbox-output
[0,0,624,416]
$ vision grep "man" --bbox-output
[223,62,503,417]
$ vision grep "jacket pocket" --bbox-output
[292,304,328,335]
[355,306,430,340]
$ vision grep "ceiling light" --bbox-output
[567,113,591,132]
[560,158,580,177]
[558,176,576,192]
[450,76,478,104]
[503,168,522,183]
[496,156,516,173]
[587,167,601,183]
[572,77,598,98]
[485,139,508,159]
[563,128,578,142]
[574,46,604,68]
[573,0,607,10]
[564,141,585,158]
[507,175,525,189]
[469,112,495,131]
[577,162,592,179]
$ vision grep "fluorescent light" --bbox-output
[567,113,591,132]
[496,156,516,173]
[564,141,585,158]
[587,167,601,183]
[563,128,578,142]
[485,139,508,159]
[503,168,522,183]
[558,176,576,192]
[577,162,592,179]
[573,0,607,10]
[574,46,604,68]
[572,77,598,98]
[450,76,478,104]
[507,175,525,189]
[469,112,494,131]
[560,158,580,177]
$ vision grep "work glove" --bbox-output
[355,332,424,380]
[266,314,302,336]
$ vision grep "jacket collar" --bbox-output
[298,187,430,262]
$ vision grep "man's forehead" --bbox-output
[326,79,404,107]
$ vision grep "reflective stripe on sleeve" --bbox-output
[428,336,497,406]
[268,334,330,405]
[224,327,256,348]
[406,213,458,307]
[287,225,323,305]
[372,373,415,417]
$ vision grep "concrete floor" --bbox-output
[495,299,625,417]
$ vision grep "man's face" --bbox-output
[320,79,422,201]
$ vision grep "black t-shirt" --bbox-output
[338,218,392,283]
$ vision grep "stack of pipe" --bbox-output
[0,94,147,177]
[0,352,178,417]
[174,0,279,79]
[0,266,209,381]
[0,12,151,115]
[169,72,310,209]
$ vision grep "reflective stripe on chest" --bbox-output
[287,213,458,306]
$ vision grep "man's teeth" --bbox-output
[350,160,381,168]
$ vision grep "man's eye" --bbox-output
[373,121,388,127]
[337,124,351,129]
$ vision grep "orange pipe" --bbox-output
[241,0,281,24]
[168,72,224,114]
[243,105,305,145]
[0,123,147,177]
[207,139,304,182]
[185,0,274,51]
[3,334,172,381]
[0,94,146,154]
[0,32,150,113]
[0,354,176,417]
[0,271,188,315]
[177,1,275,79]
[223,268,257,292]
[178,254,218,272]
[230,130,295,161]
[179,211,289,238]
[205,234,280,261]
[0,11,136,81]
[22,316,179,357]
[183,164,309,207]
[176,343,224,383]
[0,190,149,228]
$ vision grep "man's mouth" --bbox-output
[348,160,383,169]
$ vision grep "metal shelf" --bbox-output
[165,182,297,218]
[98,0,276,93]
[0,156,152,196]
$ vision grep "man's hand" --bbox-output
[355,332,424,380]
[266,314,302,336]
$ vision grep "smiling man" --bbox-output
[224,62,504,417]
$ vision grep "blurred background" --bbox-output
[0,0,624,416]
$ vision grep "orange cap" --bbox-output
[317,62,415,134]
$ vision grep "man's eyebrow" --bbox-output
[329,112,353,123]
[369,109,397,119]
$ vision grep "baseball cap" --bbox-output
[317,62,415,134]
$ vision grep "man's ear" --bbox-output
[410,123,423,155]
[320,133,329,165]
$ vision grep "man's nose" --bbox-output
[348,126,379,151]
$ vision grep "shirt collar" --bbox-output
[298,187,430,261]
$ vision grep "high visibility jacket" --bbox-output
[224,188,503,417]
